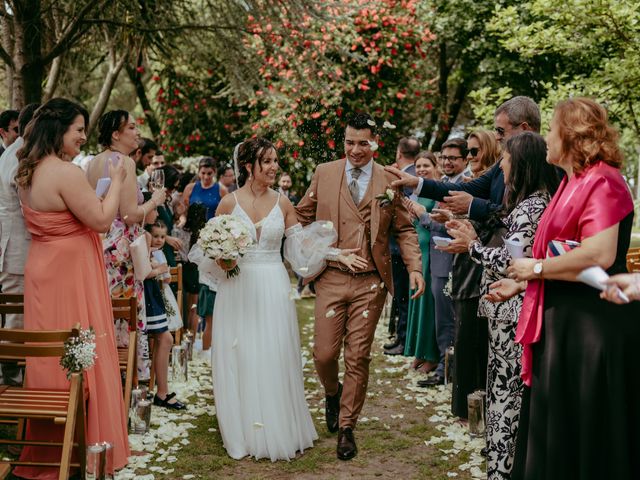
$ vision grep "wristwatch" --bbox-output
[533,261,544,278]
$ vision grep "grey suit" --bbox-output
[419,171,467,377]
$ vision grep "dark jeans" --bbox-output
[391,254,409,345]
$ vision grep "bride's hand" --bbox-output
[337,248,368,272]
[217,258,237,271]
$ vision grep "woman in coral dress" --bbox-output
[13,98,130,479]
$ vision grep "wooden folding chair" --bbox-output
[0,293,24,329]
[626,247,640,272]
[0,324,86,480]
[170,264,184,345]
[111,297,138,413]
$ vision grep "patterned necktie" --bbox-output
[349,167,362,205]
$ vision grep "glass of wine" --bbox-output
[150,169,165,191]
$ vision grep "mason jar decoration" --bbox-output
[134,399,152,434]
[86,443,106,479]
[467,392,485,437]
[171,344,188,383]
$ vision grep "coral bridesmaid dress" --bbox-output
[14,205,130,479]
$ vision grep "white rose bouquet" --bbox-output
[197,214,254,278]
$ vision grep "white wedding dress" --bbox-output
[211,194,318,461]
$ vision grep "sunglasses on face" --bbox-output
[468,147,480,157]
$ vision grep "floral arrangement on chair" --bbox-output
[60,327,97,379]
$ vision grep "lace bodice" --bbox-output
[232,194,284,256]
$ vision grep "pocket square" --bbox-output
[546,239,580,258]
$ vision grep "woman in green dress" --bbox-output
[402,152,439,373]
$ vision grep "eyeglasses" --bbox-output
[468,147,480,157]
[441,155,464,162]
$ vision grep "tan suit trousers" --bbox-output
[314,268,388,428]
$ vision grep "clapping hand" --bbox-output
[384,166,420,190]
[484,278,526,303]
[337,248,369,272]
[401,196,426,220]
[108,156,127,184]
[442,191,473,215]
[429,208,452,224]
[601,273,640,304]
[436,219,477,254]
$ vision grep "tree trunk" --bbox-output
[87,43,128,137]
[12,0,44,107]
[1,8,14,107]
[43,54,63,102]
[126,63,161,138]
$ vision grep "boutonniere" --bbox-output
[375,187,395,207]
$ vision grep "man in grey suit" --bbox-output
[416,137,469,386]
[384,137,421,355]
[0,104,39,384]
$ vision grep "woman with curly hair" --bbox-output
[504,98,640,479]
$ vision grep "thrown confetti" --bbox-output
[325,309,336,318]
[383,120,396,129]
[363,310,369,318]
[368,140,379,151]
[366,119,376,126]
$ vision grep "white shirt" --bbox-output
[0,136,30,274]
[345,158,373,204]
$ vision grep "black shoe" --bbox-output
[325,383,342,433]
[384,343,405,355]
[153,392,187,410]
[417,374,444,387]
[337,427,357,460]
[480,447,488,457]
[383,338,399,350]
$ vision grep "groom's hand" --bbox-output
[409,271,425,299]
[384,166,419,190]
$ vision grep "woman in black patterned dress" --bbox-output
[447,132,560,479]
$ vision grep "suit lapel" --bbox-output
[370,162,386,244]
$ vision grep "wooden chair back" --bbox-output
[627,247,640,273]
[0,324,86,480]
[111,297,138,412]
[0,294,24,329]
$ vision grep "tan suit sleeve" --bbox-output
[391,189,422,274]
[295,168,319,227]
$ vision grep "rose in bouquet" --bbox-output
[197,214,255,278]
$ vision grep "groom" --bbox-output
[296,112,424,460]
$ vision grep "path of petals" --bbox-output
[377,318,486,479]
[115,358,214,480]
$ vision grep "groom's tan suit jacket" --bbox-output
[296,158,421,290]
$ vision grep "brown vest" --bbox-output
[333,176,376,272]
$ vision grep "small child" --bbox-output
[149,220,182,332]
[142,198,186,410]
[187,242,218,357]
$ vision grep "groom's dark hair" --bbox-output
[347,112,377,136]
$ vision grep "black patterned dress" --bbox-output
[469,191,549,480]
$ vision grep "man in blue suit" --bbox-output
[386,96,541,225]
[384,137,421,355]
[415,137,469,386]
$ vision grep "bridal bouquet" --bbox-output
[60,327,97,379]
[197,214,254,278]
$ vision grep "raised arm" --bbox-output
[295,168,319,226]
[59,160,124,233]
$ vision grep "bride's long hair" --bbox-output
[234,137,275,188]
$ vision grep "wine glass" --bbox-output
[150,169,165,191]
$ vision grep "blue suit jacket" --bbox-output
[390,164,416,255]
[417,162,504,221]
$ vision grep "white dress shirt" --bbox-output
[345,159,373,204]
[0,137,31,274]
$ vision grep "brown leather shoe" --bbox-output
[325,383,342,433]
[337,427,357,460]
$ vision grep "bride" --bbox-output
[210,137,366,461]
